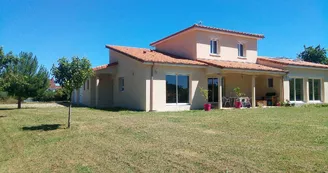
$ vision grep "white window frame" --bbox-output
[289,77,304,103]
[267,78,273,88]
[308,78,322,102]
[165,73,190,106]
[210,39,219,55]
[119,77,124,92]
[237,43,245,57]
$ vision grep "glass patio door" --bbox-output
[309,79,321,101]
[208,78,218,102]
[289,78,303,101]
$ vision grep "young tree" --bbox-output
[297,45,328,64]
[51,57,93,128]
[3,52,49,108]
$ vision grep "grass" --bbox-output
[0,106,328,172]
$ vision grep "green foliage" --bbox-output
[51,57,93,101]
[297,45,328,64]
[233,87,245,97]
[0,47,17,90]
[34,89,68,102]
[199,87,209,102]
[2,51,49,107]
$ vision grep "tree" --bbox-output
[51,57,93,128]
[0,47,17,90]
[3,52,49,108]
[297,45,328,64]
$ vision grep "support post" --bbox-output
[252,75,256,108]
[304,78,309,103]
[95,77,99,108]
[218,76,223,109]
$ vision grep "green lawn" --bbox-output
[0,106,328,172]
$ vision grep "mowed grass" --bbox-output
[0,106,328,172]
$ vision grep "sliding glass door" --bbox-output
[208,78,218,102]
[208,78,225,103]
[309,79,321,101]
[289,78,303,101]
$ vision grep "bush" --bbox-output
[0,91,17,104]
[33,89,68,102]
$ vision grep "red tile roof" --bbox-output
[150,24,264,46]
[49,78,61,90]
[106,45,208,66]
[93,62,118,71]
[258,57,328,69]
[199,59,287,72]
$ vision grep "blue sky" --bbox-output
[0,0,327,71]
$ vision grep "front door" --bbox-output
[208,78,218,103]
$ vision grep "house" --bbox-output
[72,24,328,111]
[48,78,61,91]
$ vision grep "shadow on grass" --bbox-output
[22,124,63,131]
[0,115,7,118]
[56,101,89,108]
[0,108,16,110]
[90,107,143,112]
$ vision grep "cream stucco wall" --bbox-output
[222,74,253,97]
[152,65,207,111]
[196,31,258,63]
[154,31,197,60]
[110,50,149,110]
[285,67,328,103]
[255,76,282,99]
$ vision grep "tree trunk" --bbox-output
[67,92,72,128]
[17,97,22,109]
[67,100,71,128]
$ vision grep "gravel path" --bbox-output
[0,103,66,108]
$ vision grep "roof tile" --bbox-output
[258,57,328,69]
[93,62,118,71]
[199,59,286,72]
[106,45,207,66]
[150,24,264,46]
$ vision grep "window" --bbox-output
[87,80,89,90]
[268,78,273,88]
[83,82,86,90]
[119,77,124,92]
[238,43,244,57]
[166,74,189,104]
[309,79,321,101]
[210,40,218,54]
[289,78,303,101]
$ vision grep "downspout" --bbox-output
[150,63,154,111]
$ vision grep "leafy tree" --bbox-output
[297,45,328,64]
[51,57,93,128]
[0,47,17,90]
[2,52,49,108]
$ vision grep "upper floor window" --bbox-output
[238,43,245,57]
[210,40,219,54]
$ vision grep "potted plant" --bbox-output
[233,87,245,109]
[199,87,211,111]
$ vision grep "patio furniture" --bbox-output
[235,97,251,108]
[223,97,231,107]
[264,92,277,106]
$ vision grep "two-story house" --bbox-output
[72,24,328,111]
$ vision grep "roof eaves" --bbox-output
[150,24,265,46]
[106,45,146,63]
[258,57,328,70]
[150,25,196,46]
